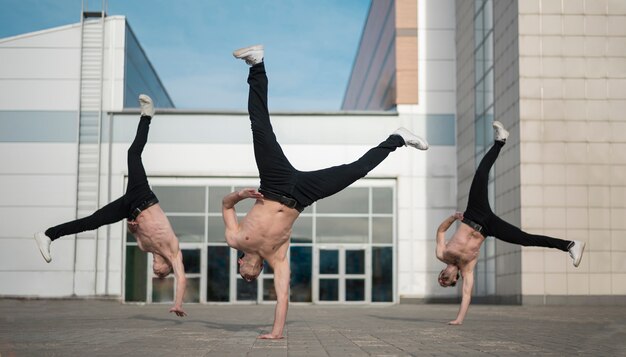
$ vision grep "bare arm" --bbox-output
[170,247,187,317]
[259,256,290,339]
[449,268,474,325]
[222,189,263,246]
[436,213,462,261]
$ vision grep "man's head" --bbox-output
[238,252,263,282]
[153,254,172,279]
[438,264,460,287]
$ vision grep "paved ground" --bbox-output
[0,300,624,356]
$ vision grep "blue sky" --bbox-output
[0,0,371,110]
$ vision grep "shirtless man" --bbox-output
[436,121,585,325]
[223,45,429,339]
[34,95,187,317]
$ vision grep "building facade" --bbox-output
[1,0,623,306]
[456,0,626,304]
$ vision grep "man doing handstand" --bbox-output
[222,45,429,339]
[34,95,187,317]
[436,121,585,325]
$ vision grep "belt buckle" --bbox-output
[133,207,142,218]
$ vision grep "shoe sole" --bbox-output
[34,234,51,263]
[233,45,263,58]
[573,241,585,267]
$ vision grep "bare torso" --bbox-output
[233,199,300,260]
[444,222,486,267]
[127,204,178,261]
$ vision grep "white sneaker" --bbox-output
[233,45,264,66]
[493,121,509,142]
[393,127,429,150]
[34,232,52,263]
[568,240,586,267]
[139,94,154,117]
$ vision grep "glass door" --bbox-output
[315,246,368,303]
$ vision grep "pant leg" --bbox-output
[464,141,504,220]
[247,62,297,192]
[292,134,405,206]
[126,115,151,194]
[487,214,571,251]
[45,196,129,241]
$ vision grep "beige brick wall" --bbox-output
[518,0,626,298]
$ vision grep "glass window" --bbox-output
[182,249,200,274]
[372,187,393,213]
[152,277,174,303]
[292,216,313,243]
[207,216,225,243]
[183,278,200,303]
[317,217,368,244]
[152,186,205,213]
[319,250,339,274]
[236,279,257,301]
[263,278,276,301]
[316,187,368,214]
[346,279,365,301]
[208,186,231,213]
[319,279,339,301]
[290,247,312,302]
[372,247,393,302]
[207,246,230,302]
[345,250,365,275]
[125,246,147,302]
[168,216,204,243]
[372,217,393,244]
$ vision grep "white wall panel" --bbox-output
[0,271,74,297]
[0,79,79,110]
[0,175,76,206]
[0,143,76,174]
[0,24,80,48]
[0,48,80,79]
[0,206,75,239]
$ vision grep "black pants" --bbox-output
[248,62,404,208]
[464,141,571,251]
[45,116,158,241]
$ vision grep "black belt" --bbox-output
[462,217,483,234]
[130,196,159,220]
[259,189,305,212]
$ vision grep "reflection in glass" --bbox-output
[372,247,393,302]
[290,247,312,302]
[152,186,205,213]
[292,216,312,243]
[319,250,338,274]
[125,246,147,302]
[182,249,200,274]
[346,279,365,301]
[319,279,338,301]
[317,217,368,244]
[372,187,393,213]
[183,278,200,303]
[207,216,226,242]
[372,217,393,244]
[345,250,365,274]
[316,187,368,214]
[208,186,231,213]
[263,278,276,301]
[207,246,229,302]
[262,260,274,274]
[152,277,174,302]
[237,279,257,301]
[168,216,204,242]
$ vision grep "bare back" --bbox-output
[128,204,179,261]
[233,199,300,260]
[444,222,486,267]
